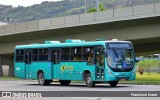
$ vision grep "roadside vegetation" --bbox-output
[121,59,160,85]
[120,72,160,85]
[0,77,20,80]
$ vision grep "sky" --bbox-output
[0,0,62,7]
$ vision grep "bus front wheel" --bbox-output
[38,72,51,86]
[85,74,95,87]
[108,81,118,87]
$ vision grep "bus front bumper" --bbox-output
[105,69,136,81]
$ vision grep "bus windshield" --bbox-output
[106,43,134,69]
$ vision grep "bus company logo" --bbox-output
[60,64,74,72]
[2,92,11,97]
[61,65,65,72]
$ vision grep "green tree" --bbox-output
[137,59,159,75]
[87,2,106,13]
[98,2,106,11]
[87,8,97,13]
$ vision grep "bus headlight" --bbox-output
[132,69,136,75]
[107,70,113,76]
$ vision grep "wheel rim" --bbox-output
[39,73,44,84]
[87,76,91,84]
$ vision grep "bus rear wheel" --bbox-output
[38,72,51,86]
[59,80,71,85]
[85,74,95,87]
[108,81,118,87]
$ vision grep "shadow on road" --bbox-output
[26,83,132,88]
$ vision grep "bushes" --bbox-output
[137,59,159,75]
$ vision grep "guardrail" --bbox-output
[0,3,160,36]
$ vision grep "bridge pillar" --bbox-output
[8,57,14,77]
[0,55,14,77]
[0,56,3,77]
[7,56,14,77]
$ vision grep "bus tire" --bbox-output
[108,81,118,87]
[38,72,51,86]
[85,74,95,87]
[59,80,71,85]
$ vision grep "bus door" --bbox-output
[24,50,32,79]
[95,47,105,80]
[51,49,60,79]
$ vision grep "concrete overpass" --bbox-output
[0,3,160,76]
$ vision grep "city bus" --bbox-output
[14,39,136,87]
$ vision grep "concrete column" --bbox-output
[1,55,14,77]
[8,56,14,77]
[0,56,3,77]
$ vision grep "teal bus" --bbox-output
[14,39,136,87]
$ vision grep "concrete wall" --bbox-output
[134,4,154,15]
[26,20,39,32]
[4,24,16,35]
[114,7,133,18]
[52,17,64,26]
[0,26,5,35]
[155,3,160,12]
[95,10,113,21]
[16,22,27,33]
[65,15,80,24]
[39,18,52,29]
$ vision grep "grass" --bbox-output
[0,77,20,80]
[136,72,160,81]
[120,72,160,85]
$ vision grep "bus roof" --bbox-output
[15,39,131,49]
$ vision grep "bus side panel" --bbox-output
[57,62,95,81]
[72,62,96,81]
[31,62,52,80]
[14,63,25,79]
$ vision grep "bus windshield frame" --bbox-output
[106,42,135,72]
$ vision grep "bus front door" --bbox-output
[95,50,105,80]
[52,50,60,79]
[25,51,32,79]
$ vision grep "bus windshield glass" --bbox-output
[106,43,134,69]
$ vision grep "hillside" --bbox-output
[0,0,159,24]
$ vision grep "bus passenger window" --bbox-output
[38,49,48,61]
[61,48,70,61]
[82,47,93,61]
[71,47,82,61]
[87,53,93,61]
[16,50,24,62]
[32,49,38,61]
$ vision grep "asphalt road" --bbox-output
[0,80,160,100]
